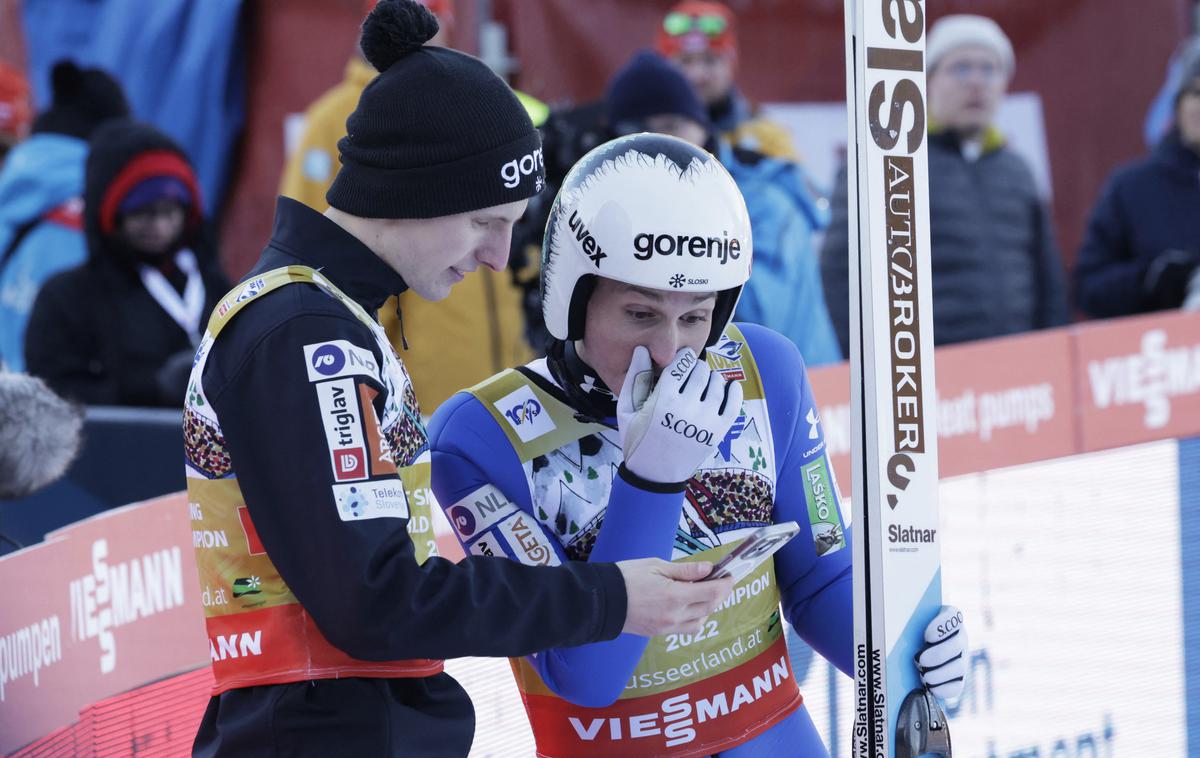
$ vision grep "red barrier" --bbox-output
[2,311,1197,753]
[1074,310,1200,452]
[0,494,208,755]
[806,311,1200,497]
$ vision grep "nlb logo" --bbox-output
[304,340,380,383]
[449,485,520,540]
[312,344,345,376]
[501,147,544,189]
[567,210,607,267]
[633,230,742,265]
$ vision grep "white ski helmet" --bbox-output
[541,133,752,348]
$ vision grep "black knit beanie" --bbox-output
[327,0,545,219]
[31,60,130,141]
[606,50,711,135]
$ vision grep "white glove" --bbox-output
[617,346,743,485]
[916,605,967,702]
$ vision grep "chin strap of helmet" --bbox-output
[546,338,617,425]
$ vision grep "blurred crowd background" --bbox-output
[0,0,1198,525]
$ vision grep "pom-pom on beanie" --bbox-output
[327,0,545,219]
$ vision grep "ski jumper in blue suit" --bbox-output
[429,322,853,757]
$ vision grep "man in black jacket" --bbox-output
[821,14,1069,351]
[186,2,733,755]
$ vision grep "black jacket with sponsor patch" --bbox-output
[193,197,626,754]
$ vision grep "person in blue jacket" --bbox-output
[605,50,842,366]
[0,60,129,370]
[429,133,965,757]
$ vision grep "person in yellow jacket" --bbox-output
[280,0,545,411]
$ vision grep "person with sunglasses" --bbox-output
[428,133,966,756]
[656,0,798,161]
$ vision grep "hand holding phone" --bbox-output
[703,522,801,583]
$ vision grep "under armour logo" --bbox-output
[580,375,612,397]
[806,407,820,439]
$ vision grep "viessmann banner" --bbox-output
[808,311,1200,497]
[0,494,209,755]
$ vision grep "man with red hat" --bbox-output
[0,62,32,165]
[656,0,797,160]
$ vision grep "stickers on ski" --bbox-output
[843,1,946,756]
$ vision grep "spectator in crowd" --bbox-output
[1076,51,1200,317]
[0,62,31,166]
[24,120,227,407]
[1144,36,1200,148]
[606,50,841,365]
[0,60,129,371]
[280,0,543,410]
[0,371,83,501]
[821,14,1069,352]
[656,0,797,160]
[187,3,731,754]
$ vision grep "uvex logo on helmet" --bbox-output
[500,148,545,188]
[633,230,742,265]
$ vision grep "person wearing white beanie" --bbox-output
[927,14,1014,149]
[821,13,1069,351]
[928,14,1015,78]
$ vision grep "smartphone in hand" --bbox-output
[702,521,801,583]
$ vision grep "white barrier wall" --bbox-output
[450,439,1194,756]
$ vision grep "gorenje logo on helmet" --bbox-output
[500,147,545,189]
[632,230,742,265]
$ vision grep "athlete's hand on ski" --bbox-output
[617,345,743,485]
[616,558,735,637]
[916,605,967,701]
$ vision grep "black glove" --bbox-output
[1143,250,1200,310]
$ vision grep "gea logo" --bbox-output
[633,230,741,265]
[505,398,542,426]
[501,147,544,188]
[661,413,714,445]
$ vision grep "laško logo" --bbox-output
[633,230,742,265]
